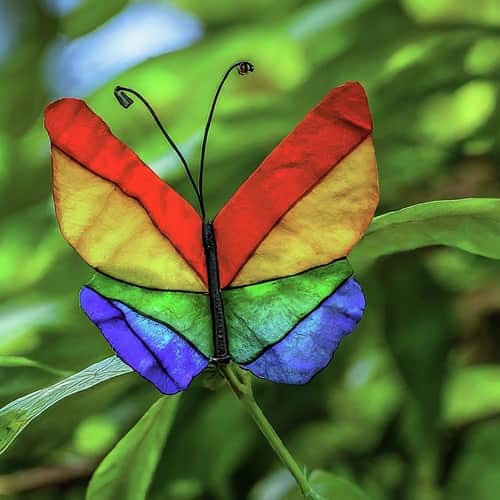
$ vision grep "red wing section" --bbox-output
[45,98,207,286]
[213,82,374,287]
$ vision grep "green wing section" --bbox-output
[223,258,353,364]
[88,274,213,358]
[88,259,353,364]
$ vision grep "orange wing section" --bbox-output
[52,147,206,291]
[230,137,378,286]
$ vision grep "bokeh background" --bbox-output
[1,0,500,499]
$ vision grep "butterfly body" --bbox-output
[45,77,379,395]
[202,220,230,363]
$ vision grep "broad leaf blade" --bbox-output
[0,356,131,454]
[351,198,500,271]
[153,391,255,500]
[382,259,452,451]
[86,395,181,500]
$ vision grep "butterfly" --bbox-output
[44,62,379,395]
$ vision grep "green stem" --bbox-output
[220,364,324,500]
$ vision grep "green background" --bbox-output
[1,0,500,499]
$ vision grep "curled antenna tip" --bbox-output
[237,61,254,76]
[114,86,134,108]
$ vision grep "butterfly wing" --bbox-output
[218,82,378,383]
[214,82,378,288]
[80,276,212,395]
[44,99,211,394]
[223,259,364,383]
[45,83,377,389]
[44,98,207,291]
[241,277,364,384]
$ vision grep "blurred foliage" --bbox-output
[0,0,500,499]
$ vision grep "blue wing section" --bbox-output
[80,287,209,395]
[241,278,365,384]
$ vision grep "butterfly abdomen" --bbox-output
[202,221,230,363]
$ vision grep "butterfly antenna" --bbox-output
[114,86,205,216]
[198,61,254,220]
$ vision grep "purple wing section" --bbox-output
[242,278,365,384]
[80,287,209,395]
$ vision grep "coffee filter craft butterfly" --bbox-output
[44,61,379,395]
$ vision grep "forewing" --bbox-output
[214,82,379,287]
[44,98,207,291]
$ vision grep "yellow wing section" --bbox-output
[52,147,206,291]
[230,137,378,286]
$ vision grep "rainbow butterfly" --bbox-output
[44,62,379,395]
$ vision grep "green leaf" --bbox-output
[0,356,131,455]
[0,355,70,377]
[154,392,255,500]
[351,198,500,272]
[170,0,302,26]
[382,259,452,452]
[402,0,500,27]
[309,471,371,499]
[447,421,500,500]
[74,414,120,457]
[444,366,500,427]
[86,395,181,500]
[417,81,496,144]
[287,470,371,499]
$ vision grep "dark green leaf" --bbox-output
[383,260,452,451]
[447,421,500,500]
[286,470,371,499]
[86,395,181,500]
[152,392,255,500]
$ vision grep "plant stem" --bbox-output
[220,364,324,500]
